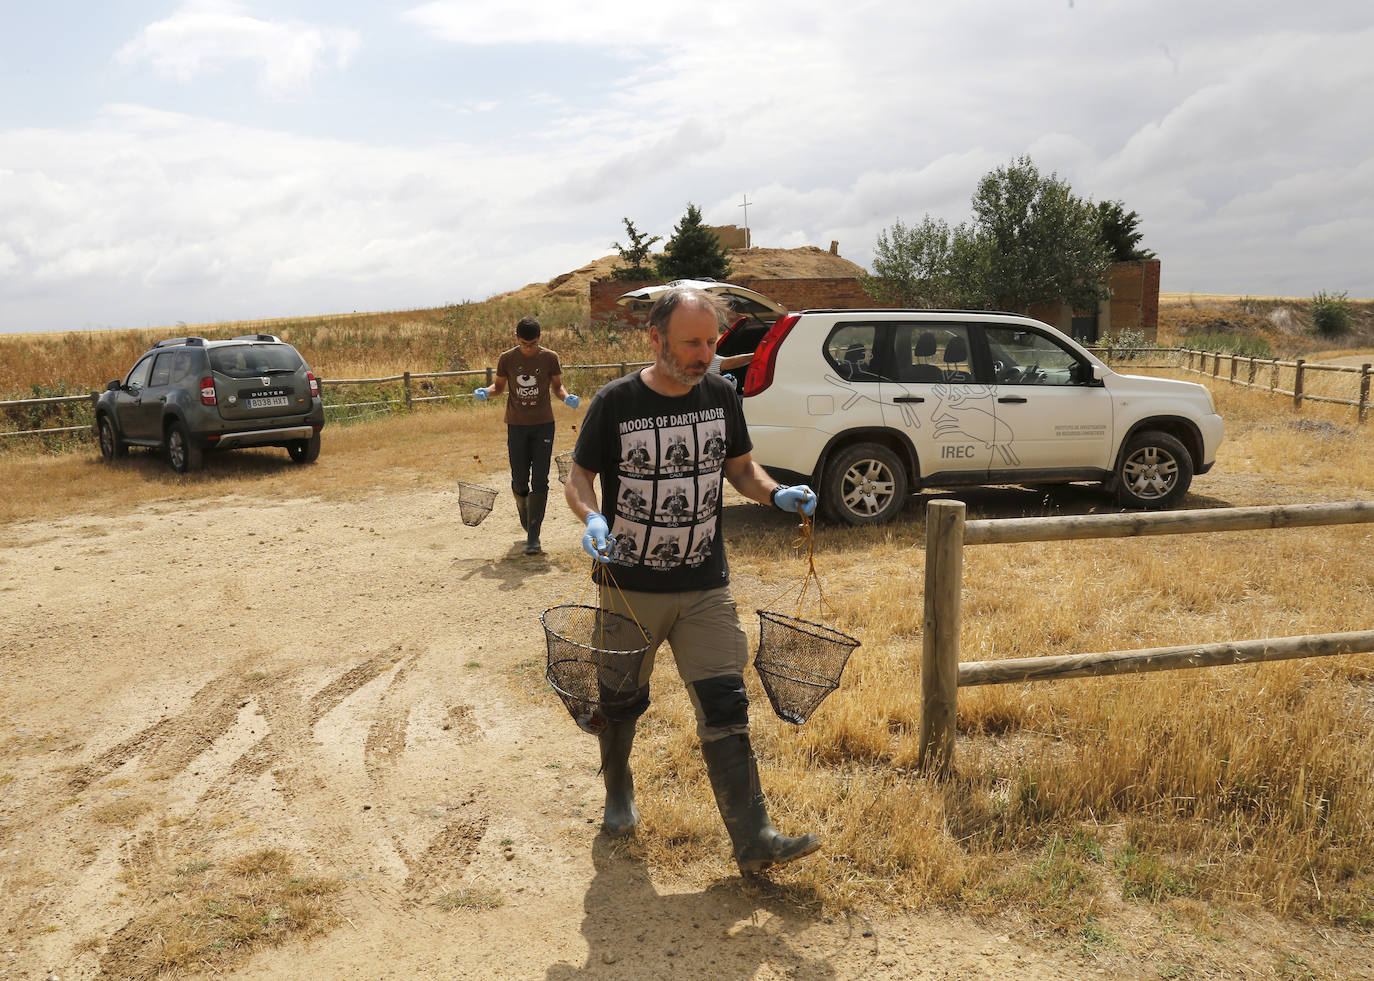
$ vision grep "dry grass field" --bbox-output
[2,284,1373,979]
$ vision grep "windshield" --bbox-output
[209,344,303,378]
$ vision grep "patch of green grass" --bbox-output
[1115,844,1197,902]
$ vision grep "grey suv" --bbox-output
[95,334,325,472]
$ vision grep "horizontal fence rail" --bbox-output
[1,361,653,439]
[918,499,1374,777]
[5,343,1371,440]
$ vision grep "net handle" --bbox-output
[548,556,651,646]
[760,511,836,620]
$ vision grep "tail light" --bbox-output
[306,371,320,398]
[200,377,217,405]
[741,314,799,397]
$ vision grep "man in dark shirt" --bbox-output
[474,317,579,554]
[564,287,820,875]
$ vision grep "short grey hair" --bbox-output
[646,287,729,335]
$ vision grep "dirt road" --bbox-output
[2,457,1368,980]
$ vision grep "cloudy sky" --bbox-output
[2,1,1371,334]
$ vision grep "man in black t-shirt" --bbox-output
[564,287,821,876]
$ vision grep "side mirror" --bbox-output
[1090,364,1106,383]
[106,380,121,391]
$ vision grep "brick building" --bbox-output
[591,259,1161,342]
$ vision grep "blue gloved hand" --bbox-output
[582,512,611,563]
[473,386,489,402]
[772,484,818,517]
[564,393,580,408]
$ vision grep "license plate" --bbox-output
[248,396,290,409]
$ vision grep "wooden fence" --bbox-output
[917,499,1374,776]
[1179,348,1373,423]
[0,360,652,440]
[5,346,1370,440]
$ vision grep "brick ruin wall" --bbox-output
[589,260,1159,339]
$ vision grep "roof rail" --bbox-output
[154,336,207,348]
[232,333,281,343]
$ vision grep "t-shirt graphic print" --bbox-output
[573,372,751,593]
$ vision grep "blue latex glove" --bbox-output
[564,393,580,408]
[772,484,818,517]
[473,386,489,402]
[582,512,611,563]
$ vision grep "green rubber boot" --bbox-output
[525,491,547,554]
[701,734,820,874]
[598,721,638,837]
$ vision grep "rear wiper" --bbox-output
[260,367,295,374]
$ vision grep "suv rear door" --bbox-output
[981,322,1114,474]
[209,343,311,421]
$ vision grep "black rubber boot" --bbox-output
[525,491,547,554]
[598,721,638,837]
[701,734,820,874]
[513,492,529,532]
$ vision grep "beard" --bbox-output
[659,345,710,387]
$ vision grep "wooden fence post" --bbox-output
[485,366,494,387]
[1271,360,1279,391]
[403,371,412,411]
[1294,359,1305,411]
[619,361,627,378]
[1247,357,1257,387]
[1211,353,1220,378]
[1229,355,1237,384]
[1360,364,1371,424]
[919,499,964,778]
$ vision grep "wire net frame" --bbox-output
[457,480,498,526]
[542,570,652,734]
[754,512,860,725]
[554,450,575,485]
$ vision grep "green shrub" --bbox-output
[1187,333,1272,358]
[1312,290,1352,337]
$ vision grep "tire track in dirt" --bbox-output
[65,673,251,793]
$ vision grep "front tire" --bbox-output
[821,442,908,525]
[166,420,203,473]
[1115,430,1192,509]
[288,432,321,464]
[97,416,127,460]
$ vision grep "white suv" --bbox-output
[736,309,1223,524]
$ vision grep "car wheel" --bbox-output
[821,442,908,525]
[1115,430,1193,509]
[166,420,203,473]
[97,416,127,460]
[288,432,321,464]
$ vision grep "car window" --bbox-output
[149,353,174,387]
[824,324,883,383]
[209,344,303,378]
[124,355,154,393]
[984,325,1089,386]
[889,323,975,384]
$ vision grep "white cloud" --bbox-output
[117,0,361,98]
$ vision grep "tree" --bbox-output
[609,218,661,281]
[864,155,1117,314]
[971,155,1112,313]
[1096,200,1155,262]
[860,216,982,308]
[655,203,733,281]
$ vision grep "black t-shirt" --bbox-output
[573,371,752,593]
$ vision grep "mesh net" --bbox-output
[542,604,651,734]
[555,451,574,485]
[457,481,497,526]
[755,610,858,724]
